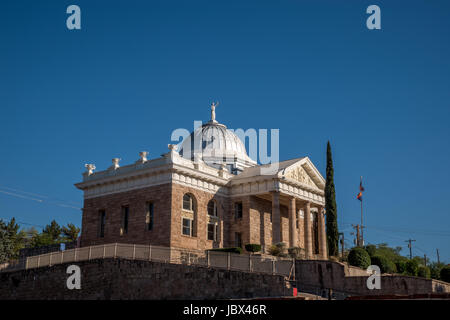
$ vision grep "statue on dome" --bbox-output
[210,102,219,122]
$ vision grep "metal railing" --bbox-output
[0,243,295,278]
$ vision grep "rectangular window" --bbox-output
[235,232,242,248]
[235,202,243,220]
[99,210,106,238]
[207,223,217,241]
[182,218,192,236]
[147,202,154,231]
[122,206,129,235]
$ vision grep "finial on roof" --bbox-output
[168,144,178,152]
[210,101,219,123]
[138,151,148,163]
[110,158,121,170]
[84,164,96,176]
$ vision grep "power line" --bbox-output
[364,225,450,237]
[0,186,81,211]
[0,217,44,229]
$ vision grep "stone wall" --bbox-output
[170,183,228,250]
[80,180,320,255]
[81,183,173,248]
[0,258,287,300]
[295,260,450,299]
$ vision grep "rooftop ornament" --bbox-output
[138,151,149,163]
[210,101,219,123]
[110,158,121,170]
[84,164,96,176]
[168,144,178,152]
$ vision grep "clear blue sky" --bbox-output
[1,0,449,262]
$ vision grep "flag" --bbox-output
[357,191,363,201]
[357,176,364,201]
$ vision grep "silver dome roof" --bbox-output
[179,107,256,173]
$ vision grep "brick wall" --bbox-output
[0,258,288,300]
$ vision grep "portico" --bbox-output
[230,157,328,259]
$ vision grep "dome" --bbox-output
[179,104,257,173]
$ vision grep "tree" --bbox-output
[429,262,445,280]
[6,218,25,259]
[22,227,39,248]
[418,266,431,279]
[325,141,339,256]
[42,220,62,242]
[0,219,14,263]
[371,255,397,274]
[405,259,419,276]
[0,218,25,262]
[440,265,450,283]
[348,247,371,269]
[62,223,80,242]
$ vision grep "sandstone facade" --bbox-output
[76,111,328,257]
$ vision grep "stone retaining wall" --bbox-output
[0,258,288,300]
[295,260,450,299]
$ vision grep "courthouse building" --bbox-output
[75,106,328,259]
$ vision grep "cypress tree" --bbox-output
[325,141,339,257]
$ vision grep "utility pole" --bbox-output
[359,176,365,246]
[424,254,427,267]
[405,239,416,259]
[437,249,440,265]
[352,224,361,247]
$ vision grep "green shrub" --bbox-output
[370,255,396,274]
[364,244,377,258]
[440,265,450,283]
[417,266,431,279]
[395,261,407,274]
[269,242,287,257]
[405,259,419,276]
[429,262,444,280]
[209,247,242,254]
[245,244,261,253]
[287,247,303,259]
[348,247,371,269]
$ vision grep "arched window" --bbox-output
[183,194,194,211]
[207,200,217,217]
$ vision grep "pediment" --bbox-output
[280,158,325,190]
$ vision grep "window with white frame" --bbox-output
[182,218,193,236]
[183,194,194,211]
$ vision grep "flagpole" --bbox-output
[360,176,364,246]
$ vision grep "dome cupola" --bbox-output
[179,103,257,174]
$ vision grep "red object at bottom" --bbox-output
[293,288,297,296]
